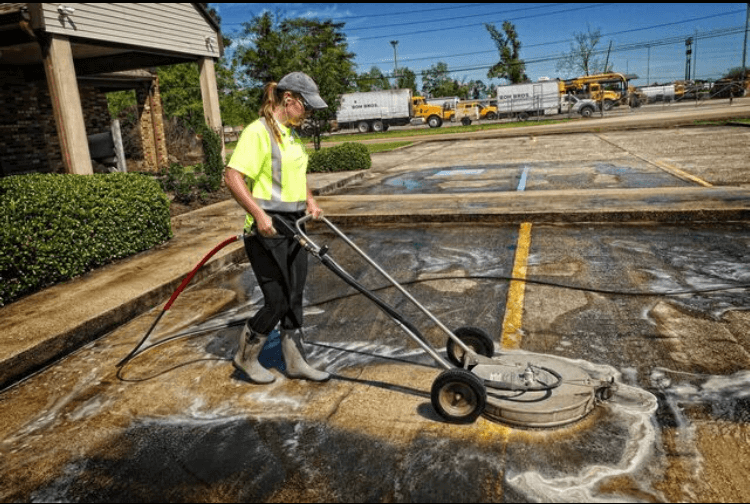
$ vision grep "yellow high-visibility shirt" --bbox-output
[227,118,308,230]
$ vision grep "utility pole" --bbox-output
[742,2,749,95]
[390,40,399,87]
[604,40,612,73]
[693,29,698,81]
[685,37,692,82]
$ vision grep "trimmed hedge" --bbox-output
[0,173,172,307]
[307,142,371,173]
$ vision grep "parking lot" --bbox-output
[1,108,750,502]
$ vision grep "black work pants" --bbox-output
[244,211,307,334]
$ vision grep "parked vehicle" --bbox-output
[563,72,642,110]
[334,89,458,133]
[560,94,599,117]
[638,84,677,103]
[335,89,417,133]
[456,101,499,121]
[412,96,454,128]
[494,80,598,120]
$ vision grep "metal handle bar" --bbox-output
[295,215,479,366]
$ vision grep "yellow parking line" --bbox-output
[501,222,532,350]
[653,159,713,187]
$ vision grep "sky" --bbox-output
[210,3,749,90]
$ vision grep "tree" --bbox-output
[556,25,609,77]
[485,21,527,84]
[356,66,391,92]
[467,80,489,99]
[156,63,204,128]
[395,67,418,95]
[421,62,452,97]
[234,12,357,116]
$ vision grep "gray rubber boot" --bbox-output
[233,326,275,384]
[280,329,330,381]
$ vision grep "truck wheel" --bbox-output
[461,117,472,126]
[579,106,594,118]
[357,121,370,133]
[427,115,442,128]
[517,112,529,122]
[485,112,497,120]
[371,120,384,132]
[603,99,614,111]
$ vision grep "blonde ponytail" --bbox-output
[259,82,284,144]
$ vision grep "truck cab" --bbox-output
[560,94,599,117]
[412,96,454,128]
[456,101,499,120]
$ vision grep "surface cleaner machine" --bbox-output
[279,215,617,427]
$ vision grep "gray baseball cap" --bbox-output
[277,72,328,110]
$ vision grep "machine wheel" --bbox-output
[431,369,487,423]
[372,120,384,132]
[427,115,442,128]
[446,326,494,367]
[357,121,370,133]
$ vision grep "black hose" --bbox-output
[126,271,750,360]
[307,273,750,310]
[318,254,431,348]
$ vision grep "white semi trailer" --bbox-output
[335,89,419,133]
[495,80,597,119]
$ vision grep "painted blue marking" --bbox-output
[517,165,530,192]
[434,169,485,177]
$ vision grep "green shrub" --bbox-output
[0,173,172,307]
[307,142,371,173]
[199,125,224,192]
[157,124,224,203]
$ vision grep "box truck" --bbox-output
[495,80,598,120]
[334,89,419,133]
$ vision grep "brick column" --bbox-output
[136,77,168,172]
[150,76,168,170]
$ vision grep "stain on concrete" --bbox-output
[649,301,750,374]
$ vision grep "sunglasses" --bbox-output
[299,96,314,112]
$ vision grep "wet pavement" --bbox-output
[2,115,750,502]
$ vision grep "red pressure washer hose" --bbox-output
[116,234,243,368]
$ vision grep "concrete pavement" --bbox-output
[0,171,366,390]
[1,114,750,391]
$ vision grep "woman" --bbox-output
[224,72,329,384]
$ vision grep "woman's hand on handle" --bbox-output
[256,211,277,237]
[306,190,323,219]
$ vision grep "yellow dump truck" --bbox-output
[412,96,454,128]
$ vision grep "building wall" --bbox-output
[38,3,220,60]
[0,75,131,176]
[0,76,61,176]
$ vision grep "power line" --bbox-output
[358,8,747,67]
[346,3,562,32]
[381,25,745,79]
[356,3,611,41]
[219,3,488,26]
